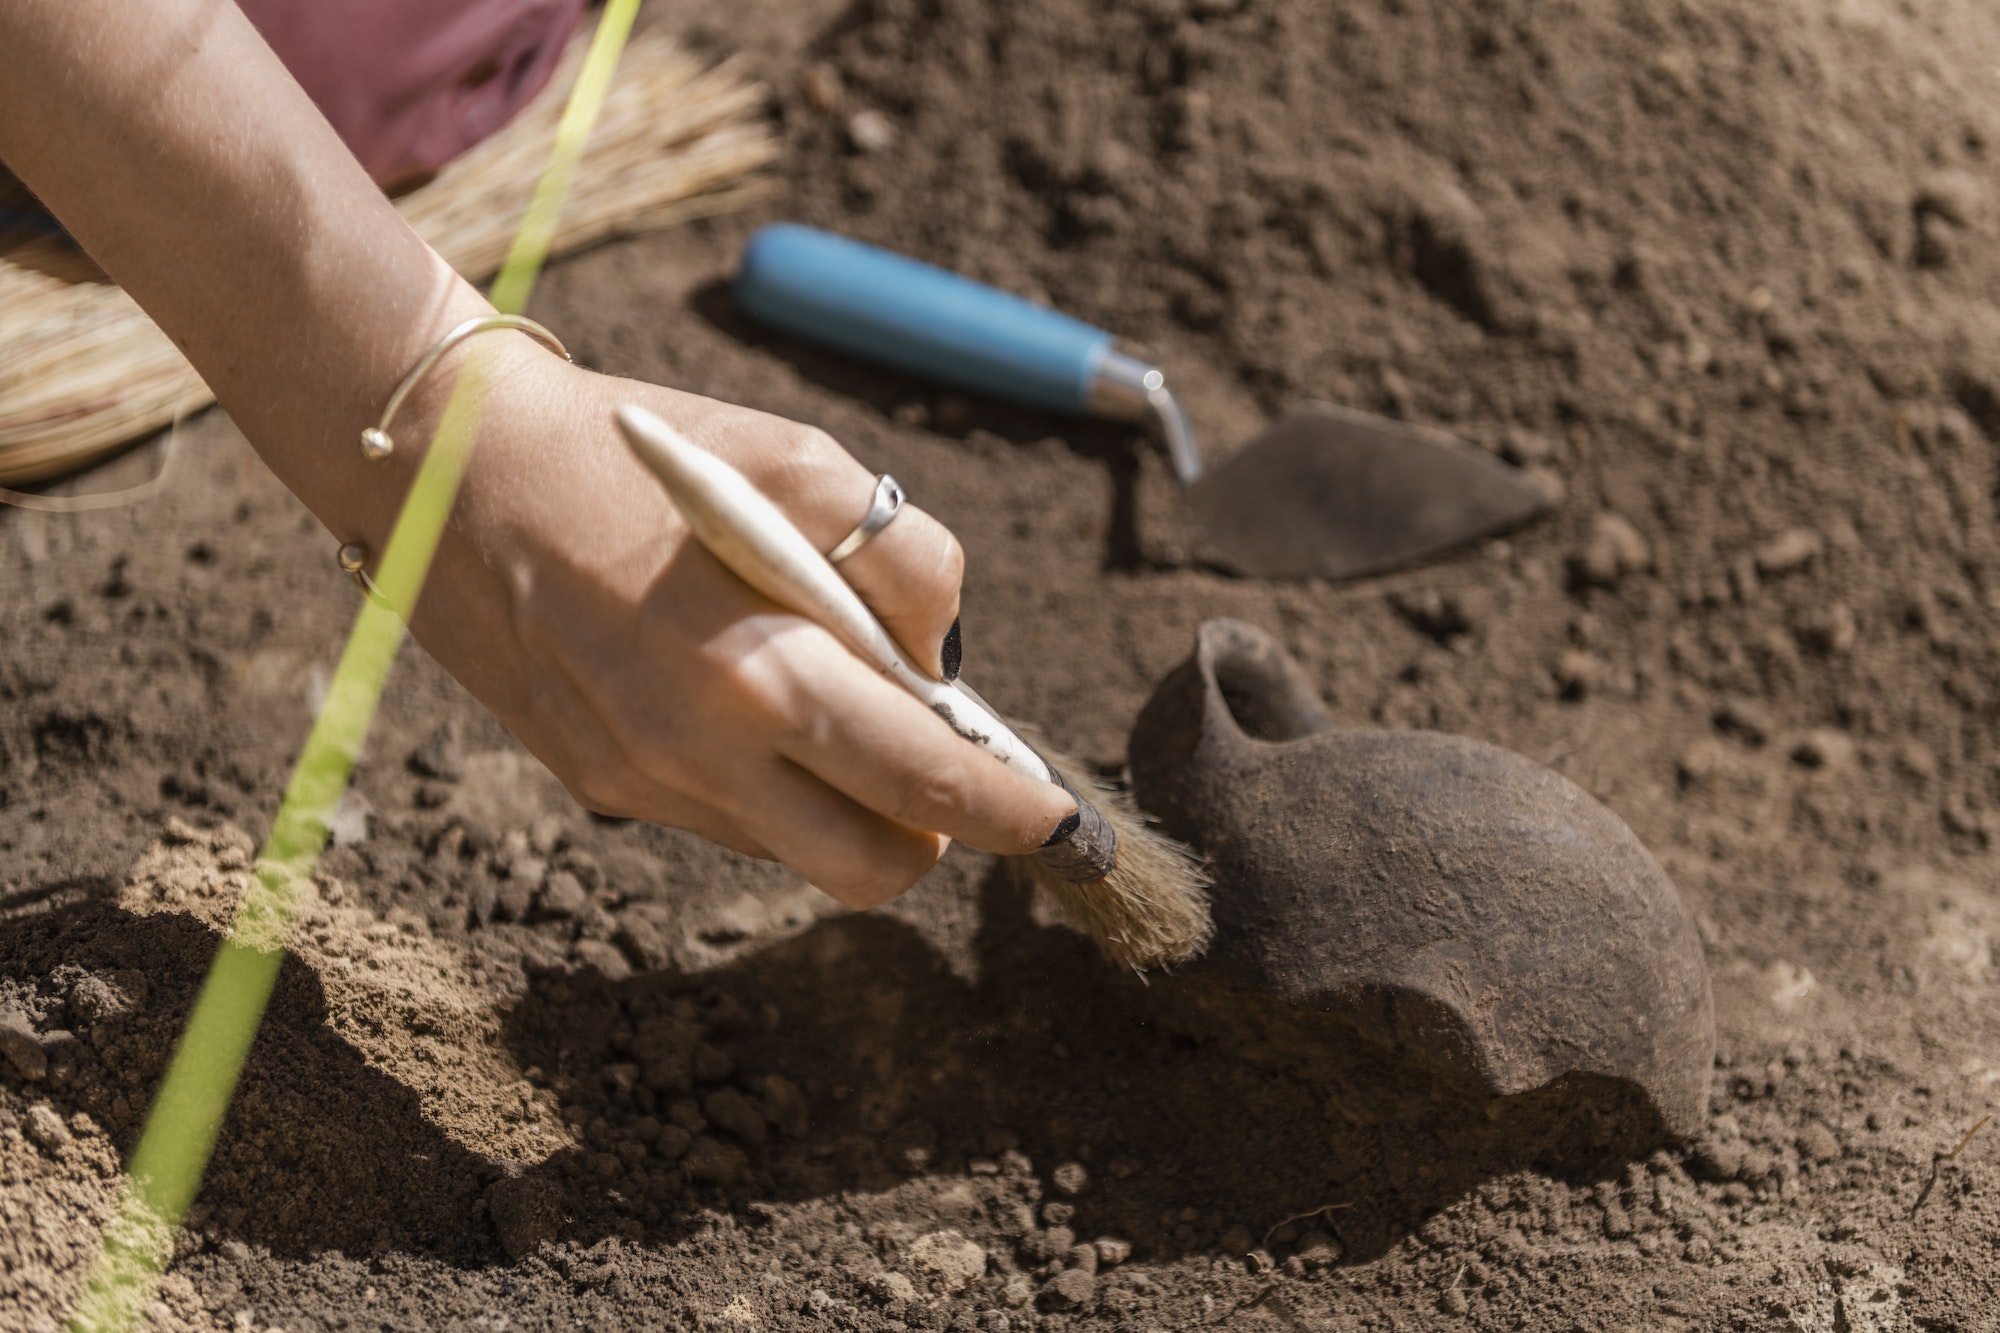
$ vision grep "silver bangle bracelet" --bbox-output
[338,314,570,596]
[358,314,571,463]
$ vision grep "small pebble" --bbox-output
[1093,1237,1131,1267]
[692,1043,735,1084]
[1916,170,1984,227]
[535,871,588,918]
[494,879,536,923]
[760,1074,811,1138]
[1523,465,1565,504]
[24,1102,70,1152]
[1796,603,1857,656]
[1917,214,1958,269]
[407,720,464,781]
[614,914,670,971]
[1896,742,1939,780]
[1555,647,1609,699]
[683,1135,749,1186]
[1030,1225,1076,1262]
[1691,1137,1747,1181]
[69,972,138,1025]
[1439,1286,1470,1316]
[570,939,631,982]
[800,63,842,113]
[1294,1230,1340,1268]
[1577,512,1651,586]
[0,1012,46,1081]
[1040,1267,1096,1311]
[1797,1121,1841,1163]
[1714,697,1774,746]
[1791,729,1856,771]
[1051,1160,1090,1197]
[703,1088,768,1147]
[868,1272,918,1304]
[847,110,898,154]
[905,1230,987,1292]
[1501,427,1557,465]
[1754,528,1822,576]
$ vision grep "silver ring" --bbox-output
[827,474,904,563]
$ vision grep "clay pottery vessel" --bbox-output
[1128,618,1713,1136]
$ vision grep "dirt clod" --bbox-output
[1576,513,1651,588]
[24,1102,71,1153]
[683,1135,749,1186]
[1039,1266,1096,1311]
[1754,529,1824,576]
[534,870,588,919]
[0,1012,46,1081]
[702,1087,768,1146]
[486,1173,563,1260]
[904,1230,986,1292]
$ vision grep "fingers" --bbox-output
[765,633,1078,858]
[559,767,773,862]
[489,378,1017,908]
[834,502,964,679]
[504,676,779,861]
[707,753,949,909]
[627,393,968,679]
[516,571,962,908]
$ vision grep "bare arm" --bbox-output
[0,0,479,544]
[0,0,1073,904]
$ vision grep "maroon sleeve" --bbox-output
[235,0,588,189]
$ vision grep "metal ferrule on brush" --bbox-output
[1035,766,1118,883]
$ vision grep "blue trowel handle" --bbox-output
[735,224,1114,415]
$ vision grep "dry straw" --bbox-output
[0,27,775,489]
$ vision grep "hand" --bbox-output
[404,343,1075,908]
[0,0,1069,909]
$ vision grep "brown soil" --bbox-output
[7,0,2000,1328]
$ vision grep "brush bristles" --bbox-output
[1018,746,1213,972]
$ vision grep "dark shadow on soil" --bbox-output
[0,853,1671,1276]
[688,279,1150,571]
[0,896,500,1265]
[498,863,1672,1268]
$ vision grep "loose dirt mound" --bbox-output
[5,0,2000,1328]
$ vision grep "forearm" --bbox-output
[0,0,490,541]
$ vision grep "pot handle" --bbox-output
[1191,619,1336,745]
[1129,619,1334,824]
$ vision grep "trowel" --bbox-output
[734,224,1550,580]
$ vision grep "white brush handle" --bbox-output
[616,404,1056,788]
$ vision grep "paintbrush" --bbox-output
[616,403,1211,970]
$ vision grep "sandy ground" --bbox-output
[6,0,2000,1328]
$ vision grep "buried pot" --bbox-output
[1128,619,1714,1137]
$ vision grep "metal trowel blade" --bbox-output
[1183,402,1551,580]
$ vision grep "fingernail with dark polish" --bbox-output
[941,617,963,682]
